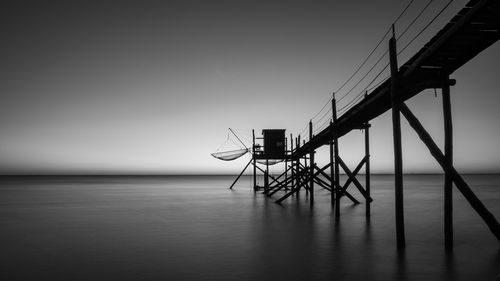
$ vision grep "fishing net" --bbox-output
[211,148,249,161]
[212,128,250,161]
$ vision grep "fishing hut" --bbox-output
[252,129,287,192]
[212,128,291,192]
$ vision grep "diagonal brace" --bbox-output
[229,158,253,190]
[337,156,373,202]
[315,166,360,204]
[400,102,500,243]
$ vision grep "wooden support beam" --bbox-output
[264,160,270,194]
[254,165,290,193]
[333,98,341,218]
[303,144,309,195]
[275,169,310,204]
[290,134,294,191]
[268,168,303,196]
[331,93,336,208]
[276,164,329,204]
[313,177,331,191]
[311,163,332,191]
[337,156,372,202]
[266,165,298,196]
[316,167,359,204]
[390,30,406,250]
[313,163,333,191]
[400,102,500,243]
[309,120,314,205]
[268,164,293,188]
[285,137,288,191]
[330,134,335,207]
[297,136,301,195]
[442,82,453,249]
[253,129,257,191]
[365,119,371,218]
[229,158,253,190]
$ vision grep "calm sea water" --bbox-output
[1,175,499,281]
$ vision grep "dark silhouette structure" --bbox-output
[227,0,500,249]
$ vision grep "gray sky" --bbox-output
[1,0,499,174]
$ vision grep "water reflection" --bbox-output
[1,175,499,281]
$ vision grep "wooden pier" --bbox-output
[229,0,500,249]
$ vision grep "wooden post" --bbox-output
[309,120,314,205]
[442,81,453,249]
[389,25,406,250]
[302,138,307,195]
[296,137,301,195]
[365,122,371,218]
[333,98,341,218]
[303,139,307,193]
[285,136,288,191]
[365,92,371,218]
[330,121,335,208]
[330,93,336,208]
[253,129,257,191]
[290,134,294,191]
[265,159,269,194]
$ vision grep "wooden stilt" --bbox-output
[442,81,453,249]
[290,134,294,191]
[265,159,269,194]
[365,120,371,218]
[304,145,309,195]
[331,93,336,208]
[399,103,500,243]
[296,137,300,196]
[285,136,288,191]
[330,125,335,208]
[302,138,308,194]
[309,120,314,205]
[333,98,341,218]
[389,27,406,250]
[252,129,257,191]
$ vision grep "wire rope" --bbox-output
[398,0,456,56]
[338,63,390,115]
[337,49,389,105]
[397,0,435,41]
